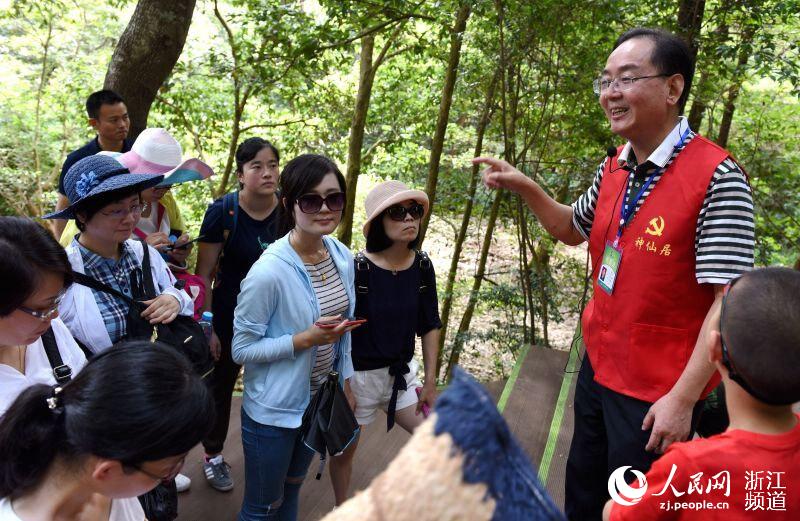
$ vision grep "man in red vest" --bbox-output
[474,28,754,520]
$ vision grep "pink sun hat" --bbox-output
[118,128,213,186]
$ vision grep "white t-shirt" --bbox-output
[0,318,87,417]
[0,496,145,521]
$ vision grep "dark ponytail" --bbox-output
[0,341,214,497]
[0,384,69,497]
[277,154,346,237]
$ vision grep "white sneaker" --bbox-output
[175,473,191,493]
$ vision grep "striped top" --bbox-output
[572,119,754,284]
[306,255,349,394]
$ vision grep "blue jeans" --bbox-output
[238,409,316,521]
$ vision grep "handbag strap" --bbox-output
[139,241,158,299]
[71,271,137,305]
[41,327,73,384]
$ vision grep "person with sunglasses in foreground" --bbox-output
[232,154,361,520]
[327,181,442,506]
[0,217,87,418]
[603,267,800,520]
[0,341,214,521]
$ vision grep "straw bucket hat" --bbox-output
[362,180,429,237]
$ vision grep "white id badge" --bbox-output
[598,241,622,295]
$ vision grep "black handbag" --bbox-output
[137,479,178,521]
[300,342,360,479]
[71,242,214,378]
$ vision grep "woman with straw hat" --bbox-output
[329,180,442,506]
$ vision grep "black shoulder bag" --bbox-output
[71,243,214,378]
[300,341,360,479]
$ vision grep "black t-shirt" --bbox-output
[59,137,134,194]
[351,253,442,371]
[199,197,279,338]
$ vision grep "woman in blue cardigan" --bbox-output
[232,154,361,521]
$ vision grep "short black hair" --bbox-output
[0,217,73,316]
[277,154,346,237]
[235,137,280,190]
[85,90,125,119]
[366,211,420,253]
[722,267,800,404]
[74,186,143,232]
[614,28,695,111]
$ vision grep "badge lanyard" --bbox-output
[612,127,691,248]
[599,127,691,295]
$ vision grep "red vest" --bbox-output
[582,136,727,403]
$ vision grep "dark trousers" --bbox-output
[202,325,241,455]
[564,356,704,521]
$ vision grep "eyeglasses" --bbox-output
[719,278,774,404]
[296,192,346,214]
[100,203,145,220]
[386,203,425,221]
[592,74,670,96]
[18,290,65,321]
[127,455,186,485]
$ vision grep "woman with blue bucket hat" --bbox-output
[44,154,193,355]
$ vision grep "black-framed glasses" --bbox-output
[592,74,671,96]
[719,278,776,404]
[296,192,346,214]
[18,290,66,321]
[127,455,186,484]
[386,203,425,221]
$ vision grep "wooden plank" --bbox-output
[500,345,569,467]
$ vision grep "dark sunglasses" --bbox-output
[719,278,780,405]
[296,192,346,214]
[386,203,425,221]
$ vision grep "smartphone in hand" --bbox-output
[314,317,367,328]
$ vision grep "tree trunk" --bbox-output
[417,2,472,246]
[436,68,499,378]
[444,190,504,379]
[677,0,705,61]
[104,0,196,139]
[687,68,708,130]
[717,25,755,148]
[339,35,376,247]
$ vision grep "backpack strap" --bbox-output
[417,250,434,293]
[222,191,239,247]
[354,251,370,318]
[41,327,73,384]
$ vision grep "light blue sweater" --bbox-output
[232,233,355,428]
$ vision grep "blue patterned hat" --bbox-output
[44,154,164,219]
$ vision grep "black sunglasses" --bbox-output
[386,203,425,221]
[719,278,780,405]
[296,192,346,214]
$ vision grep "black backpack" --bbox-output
[72,242,214,378]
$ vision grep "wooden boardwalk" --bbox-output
[177,348,576,520]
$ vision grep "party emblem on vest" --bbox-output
[645,216,665,237]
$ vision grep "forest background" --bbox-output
[1,0,798,384]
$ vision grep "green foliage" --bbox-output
[1,0,799,379]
